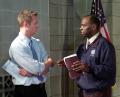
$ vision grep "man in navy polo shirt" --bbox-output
[71,15,116,97]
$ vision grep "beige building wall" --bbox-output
[49,0,77,97]
[112,0,120,97]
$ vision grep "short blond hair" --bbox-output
[17,9,38,27]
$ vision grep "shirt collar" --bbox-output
[18,32,31,44]
[87,33,99,44]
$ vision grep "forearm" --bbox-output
[12,53,45,74]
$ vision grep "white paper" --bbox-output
[2,60,27,83]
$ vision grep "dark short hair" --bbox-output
[83,15,100,30]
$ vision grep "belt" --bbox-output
[31,83,45,88]
[38,83,45,88]
[15,83,45,88]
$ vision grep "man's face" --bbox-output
[28,16,39,36]
[80,17,93,38]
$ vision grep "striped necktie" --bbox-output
[29,40,38,60]
[29,40,43,81]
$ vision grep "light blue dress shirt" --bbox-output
[9,32,48,86]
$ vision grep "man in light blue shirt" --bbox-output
[9,9,54,97]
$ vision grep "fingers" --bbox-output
[71,64,83,72]
[57,59,65,66]
[19,68,32,77]
[71,62,89,72]
[73,60,81,65]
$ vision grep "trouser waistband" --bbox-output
[15,83,45,88]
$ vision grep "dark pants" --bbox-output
[79,87,112,97]
[14,83,47,97]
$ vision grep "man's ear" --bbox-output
[23,21,28,27]
[23,21,30,31]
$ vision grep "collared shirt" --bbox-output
[86,33,99,49]
[9,32,48,86]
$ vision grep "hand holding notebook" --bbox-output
[57,54,82,79]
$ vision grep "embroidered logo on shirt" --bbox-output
[90,49,95,56]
